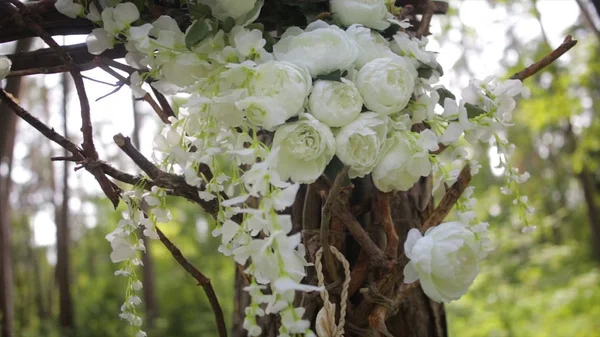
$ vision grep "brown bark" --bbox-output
[55,71,74,333]
[132,100,159,327]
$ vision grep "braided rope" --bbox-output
[315,246,351,337]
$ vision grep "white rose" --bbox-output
[55,0,84,18]
[356,57,417,115]
[0,56,12,80]
[272,113,336,184]
[274,21,358,77]
[308,78,363,127]
[346,24,394,69]
[237,61,311,130]
[335,112,388,178]
[205,0,260,25]
[403,222,482,303]
[372,131,435,192]
[330,0,390,30]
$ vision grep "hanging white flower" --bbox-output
[0,56,12,80]
[55,0,84,18]
[356,57,417,115]
[273,21,358,77]
[330,0,390,30]
[86,28,115,55]
[391,32,436,68]
[308,78,363,127]
[102,3,140,36]
[403,222,482,303]
[272,113,336,184]
[108,236,137,263]
[335,112,388,178]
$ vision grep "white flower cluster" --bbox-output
[54,0,532,333]
[104,187,167,337]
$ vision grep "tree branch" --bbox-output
[320,166,349,282]
[2,0,121,207]
[155,227,228,337]
[375,191,398,259]
[7,43,127,78]
[0,1,94,43]
[415,0,435,38]
[113,134,219,216]
[333,207,389,267]
[510,35,577,81]
[421,165,471,231]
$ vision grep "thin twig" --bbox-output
[421,165,472,231]
[510,35,577,81]
[113,134,219,215]
[151,86,176,120]
[155,227,228,337]
[320,166,349,282]
[376,191,398,259]
[81,74,119,87]
[0,89,84,158]
[98,62,171,123]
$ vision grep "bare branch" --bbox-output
[416,0,435,38]
[375,191,398,259]
[421,165,472,231]
[155,227,228,337]
[7,44,127,78]
[333,207,389,267]
[97,62,172,124]
[510,35,577,81]
[113,134,219,215]
[320,166,349,282]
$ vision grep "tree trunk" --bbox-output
[132,100,159,327]
[55,71,74,333]
[0,38,33,337]
[231,177,445,337]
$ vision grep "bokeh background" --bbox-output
[1,0,599,336]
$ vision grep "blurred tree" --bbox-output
[0,38,32,337]
[56,69,74,333]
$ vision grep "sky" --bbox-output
[2,0,583,248]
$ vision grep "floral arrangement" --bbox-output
[0,0,545,336]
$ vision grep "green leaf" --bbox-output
[381,23,401,39]
[436,87,456,105]
[324,156,346,182]
[418,66,433,79]
[185,19,211,49]
[435,62,444,76]
[464,103,487,118]
[187,1,211,20]
[221,17,235,33]
[316,70,347,83]
[263,31,276,53]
